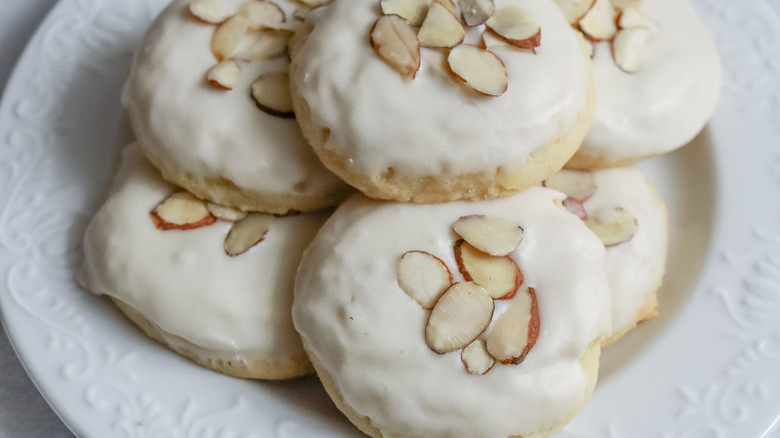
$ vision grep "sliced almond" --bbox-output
[459,0,494,26]
[370,15,421,79]
[418,1,465,48]
[224,212,273,256]
[447,45,507,96]
[237,0,286,29]
[612,27,651,73]
[397,251,453,309]
[486,287,540,365]
[584,206,638,247]
[578,0,618,41]
[207,202,248,221]
[485,7,541,50]
[150,192,216,231]
[437,0,458,16]
[425,282,494,354]
[211,14,250,61]
[562,197,588,220]
[231,28,292,61]
[379,0,430,26]
[451,214,524,256]
[461,339,495,374]
[206,60,240,89]
[190,0,234,24]
[251,72,295,118]
[454,240,522,300]
[542,169,597,202]
[481,29,534,53]
[618,7,659,35]
[550,0,595,24]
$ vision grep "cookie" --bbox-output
[289,0,595,203]
[559,0,721,168]
[78,144,328,379]
[543,166,668,345]
[292,187,612,437]
[123,0,353,214]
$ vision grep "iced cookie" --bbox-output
[554,0,721,168]
[293,187,612,437]
[123,0,352,214]
[79,144,328,379]
[289,0,595,203]
[544,166,667,344]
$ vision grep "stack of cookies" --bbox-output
[78,0,721,435]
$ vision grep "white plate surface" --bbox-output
[1,0,779,437]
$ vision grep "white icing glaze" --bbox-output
[123,0,347,202]
[80,144,329,356]
[584,167,667,337]
[293,188,612,437]
[581,0,721,160]
[292,0,590,176]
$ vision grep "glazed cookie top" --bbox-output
[293,188,612,437]
[291,0,590,178]
[123,0,349,211]
[545,166,667,338]
[80,144,329,356]
[577,0,721,161]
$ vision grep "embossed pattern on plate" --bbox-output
[0,0,778,437]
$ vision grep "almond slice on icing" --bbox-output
[611,0,640,12]
[452,214,524,256]
[251,72,295,118]
[211,14,250,61]
[584,206,638,246]
[485,7,541,50]
[618,7,659,35]
[542,169,597,202]
[224,212,273,256]
[190,0,234,24]
[207,202,248,221]
[459,0,495,26]
[206,60,240,89]
[486,287,540,365]
[237,0,286,29]
[612,27,651,73]
[231,28,292,61]
[481,29,534,53]
[454,240,523,300]
[425,282,494,354]
[578,0,618,41]
[461,339,495,374]
[551,0,595,24]
[418,1,465,48]
[379,0,430,26]
[447,45,508,96]
[370,15,421,79]
[150,192,216,231]
[397,250,453,309]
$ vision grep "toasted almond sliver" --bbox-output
[612,27,651,73]
[454,240,523,300]
[207,202,248,221]
[231,29,292,61]
[485,6,541,49]
[459,0,495,26]
[452,214,524,256]
[150,192,216,231]
[379,0,431,26]
[251,71,295,118]
[447,45,508,96]
[224,213,274,256]
[397,250,453,309]
[542,169,597,202]
[190,0,234,24]
[486,287,540,365]
[238,0,286,29]
[584,206,638,246]
[211,14,250,61]
[425,282,494,354]
[418,1,465,48]
[370,15,421,79]
[578,0,618,41]
[206,60,240,89]
[461,339,495,375]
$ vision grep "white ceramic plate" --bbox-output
[1,0,779,436]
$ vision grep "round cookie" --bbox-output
[79,143,328,379]
[543,166,667,345]
[123,0,353,214]
[289,0,595,204]
[563,0,721,169]
[293,188,612,437]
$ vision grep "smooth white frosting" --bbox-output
[293,187,612,437]
[123,0,347,203]
[292,0,590,177]
[80,144,329,358]
[584,167,667,337]
[581,0,721,160]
